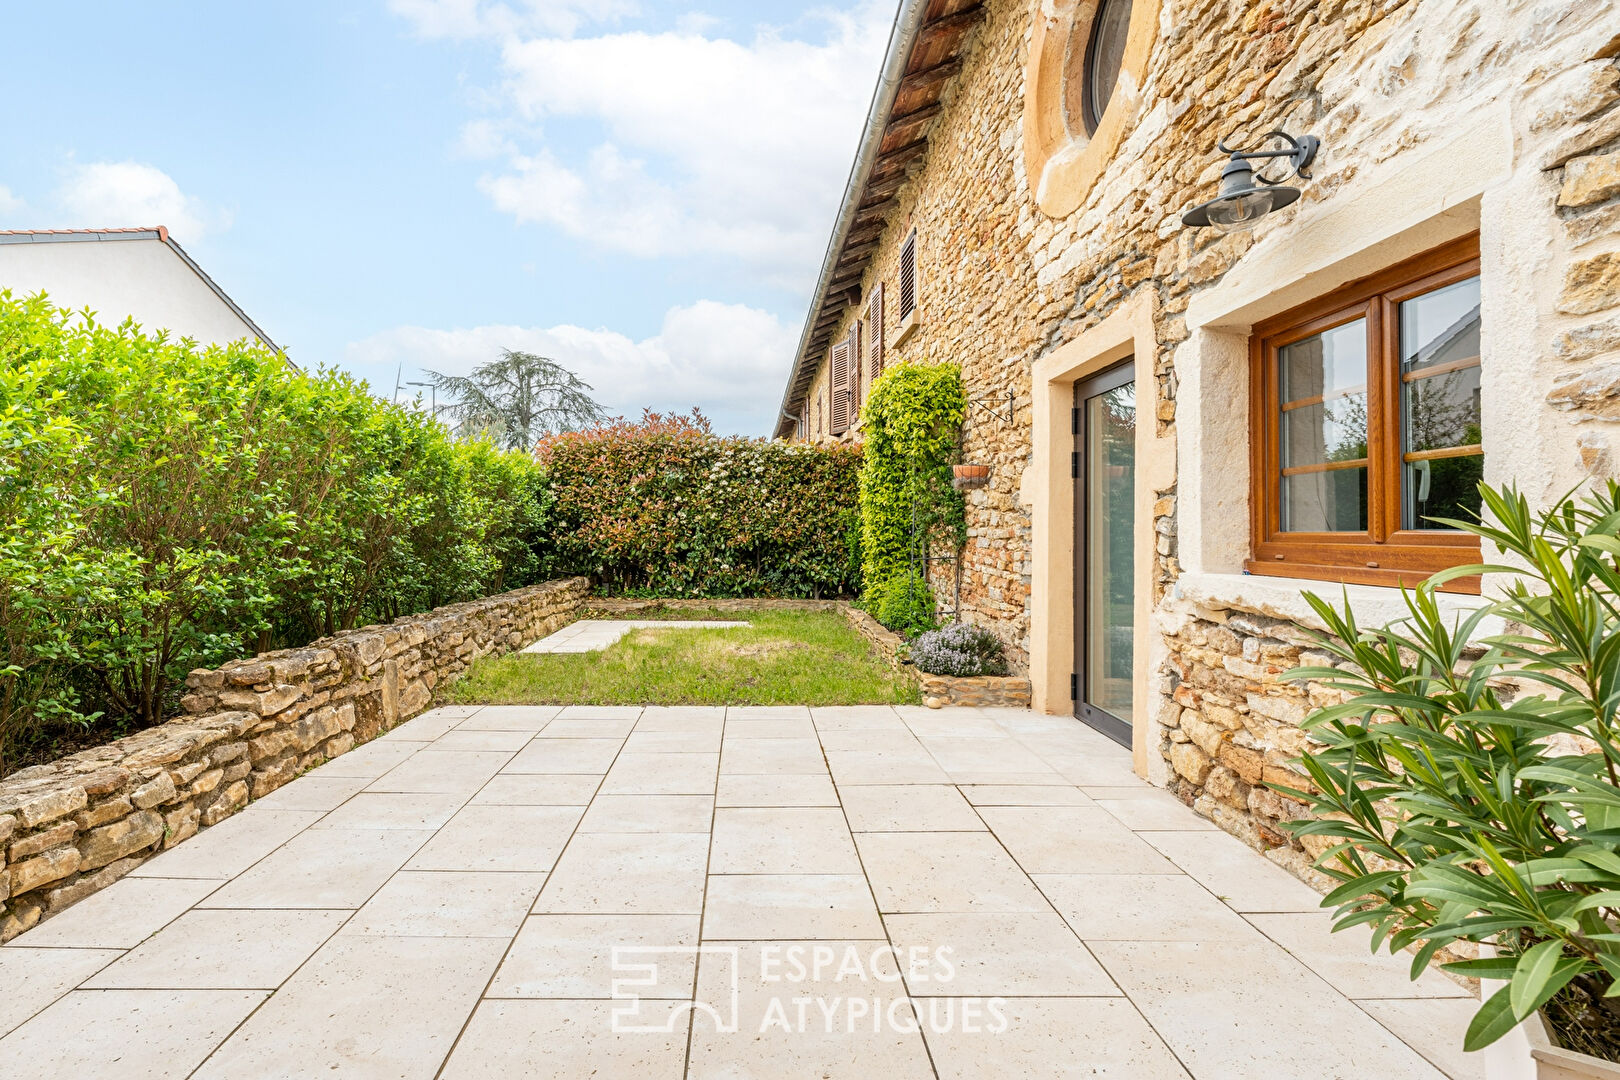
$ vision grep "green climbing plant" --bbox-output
[857,361,966,634]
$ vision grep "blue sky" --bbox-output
[0,0,893,433]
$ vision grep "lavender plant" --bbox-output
[910,622,1008,677]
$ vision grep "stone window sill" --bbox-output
[891,310,919,350]
[1169,570,1501,638]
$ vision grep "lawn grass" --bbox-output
[448,608,920,706]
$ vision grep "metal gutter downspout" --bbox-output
[772,0,932,438]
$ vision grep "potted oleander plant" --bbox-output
[1280,482,1620,1077]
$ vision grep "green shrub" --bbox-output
[537,409,861,598]
[857,361,965,632]
[0,291,546,769]
[874,570,937,639]
[1282,481,1620,1058]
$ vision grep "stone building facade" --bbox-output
[778,0,1620,871]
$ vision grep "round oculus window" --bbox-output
[1068,0,1134,136]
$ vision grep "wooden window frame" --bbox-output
[898,231,918,323]
[829,338,852,435]
[868,283,885,380]
[1247,235,1482,593]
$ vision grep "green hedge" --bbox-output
[0,292,546,770]
[537,410,862,598]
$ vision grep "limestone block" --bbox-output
[14,788,87,829]
[45,855,142,912]
[210,741,248,767]
[294,704,351,752]
[1,895,43,940]
[249,729,298,762]
[1217,742,1265,786]
[218,683,302,717]
[164,804,200,847]
[74,798,133,832]
[0,814,13,843]
[10,821,79,861]
[78,809,164,871]
[1169,742,1213,785]
[130,773,177,809]
[1548,362,1620,418]
[1560,152,1620,208]
[1531,60,1620,135]
[1559,252,1620,317]
[10,846,80,895]
[201,783,248,827]
[1205,765,1251,810]
[80,769,131,798]
[222,759,251,783]
[398,680,431,717]
[188,769,224,797]
[250,757,298,799]
[1552,317,1620,365]
[1179,710,1227,758]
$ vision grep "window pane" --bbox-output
[1086,0,1133,131]
[1281,468,1368,532]
[1277,319,1368,533]
[1400,276,1482,529]
[1085,381,1135,723]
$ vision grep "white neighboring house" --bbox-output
[0,227,278,353]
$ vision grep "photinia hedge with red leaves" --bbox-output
[536,410,862,598]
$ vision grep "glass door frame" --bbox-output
[1073,358,1136,747]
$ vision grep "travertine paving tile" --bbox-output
[923,997,1191,1080]
[579,794,713,833]
[347,870,546,938]
[1357,998,1484,1080]
[15,877,222,948]
[129,808,323,879]
[423,728,535,752]
[710,807,861,875]
[406,804,584,872]
[247,772,373,812]
[1140,829,1325,912]
[559,705,646,720]
[1247,912,1472,999]
[624,729,722,753]
[86,908,349,989]
[1040,751,1141,787]
[1037,874,1263,943]
[885,911,1119,996]
[703,875,884,940]
[1090,939,1450,1079]
[192,935,505,1080]
[367,749,510,794]
[539,716,639,738]
[198,828,431,909]
[727,705,813,721]
[687,940,935,1080]
[489,913,699,997]
[440,999,690,1079]
[472,773,602,805]
[720,738,827,775]
[536,833,709,913]
[855,832,1049,913]
[959,784,1094,806]
[815,728,922,753]
[506,737,623,774]
[0,989,266,1080]
[1091,788,1220,831]
[601,752,720,794]
[456,704,560,730]
[980,806,1178,874]
[724,717,816,738]
[311,737,420,777]
[638,705,727,723]
[808,705,906,731]
[309,791,467,831]
[840,783,985,831]
[0,948,123,1038]
[715,773,839,807]
[825,748,951,785]
[899,710,1006,737]
[379,712,463,741]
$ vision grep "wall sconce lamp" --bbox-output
[1182,131,1320,233]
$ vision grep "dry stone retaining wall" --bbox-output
[0,575,589,941]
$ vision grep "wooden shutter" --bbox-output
[829,340,851,434]
[868,283,885,379]
[850,321,863,417]
[898,232,917,321]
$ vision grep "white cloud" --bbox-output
[345,299,796,435]
[437,4,890,286]
[0,185,24,218]
[388,0,637,40]
[55,162,227,240]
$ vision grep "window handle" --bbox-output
[1415,459,1431,503]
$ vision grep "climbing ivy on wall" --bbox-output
[857,361,966,633]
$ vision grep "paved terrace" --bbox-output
[0,705,1478,1079]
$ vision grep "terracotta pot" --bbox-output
[951,464,990,491]
[1486,1011,1620,1080]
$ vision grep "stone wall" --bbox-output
[790,0,1620,879]
[0,576,589,941]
